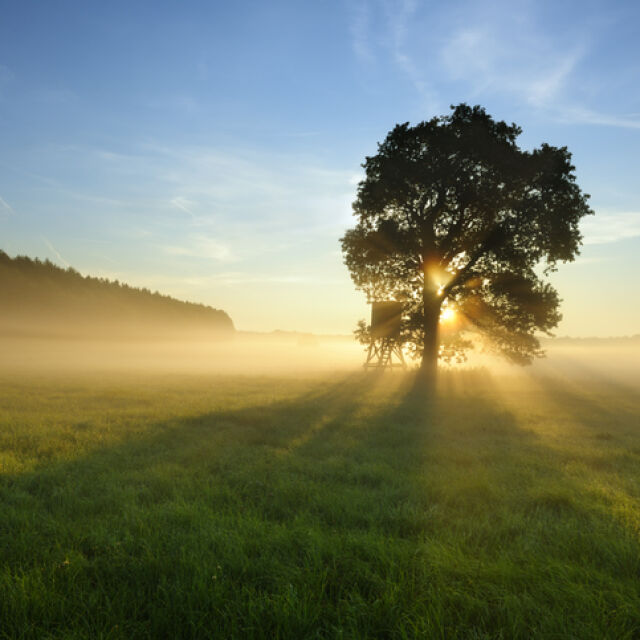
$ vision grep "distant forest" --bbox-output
[0,251,234,339]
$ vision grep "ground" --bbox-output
[1,359,639,638]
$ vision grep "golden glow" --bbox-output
[440,307,456,323]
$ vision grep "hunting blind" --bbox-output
[364,301,406,370]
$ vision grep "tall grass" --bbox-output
[1,369,638,638]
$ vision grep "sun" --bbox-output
[440,307,456,323]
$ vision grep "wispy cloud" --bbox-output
[0,195,15,218]
[347,0,442,111]
[437,15,640,131]
[347,1,640,132]
[349,0,375,64]
[13,140,359,283]
[135,142,357,233]
[440,23,584,108]
[582,212,640,245]
[571,256,610,266]
[197,272,329,286]
[388,0,440,111]
[550,106,640,130]
[42,236,71,268]
[91,270,340,292]
[162,234,235,262]
[170,196,198,218]
[348,1,585,117]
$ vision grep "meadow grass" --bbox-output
[0,367,639,638]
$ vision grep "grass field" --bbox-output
[1,360,639,638]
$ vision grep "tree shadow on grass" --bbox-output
[1,369,639,638]
[530,371,640,436]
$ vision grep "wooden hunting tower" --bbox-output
[363,301,406,370]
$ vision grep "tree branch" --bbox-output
[441,223,505,296]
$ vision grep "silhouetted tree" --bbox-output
[341,104,592,387]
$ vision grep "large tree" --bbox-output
[341,104,592,384]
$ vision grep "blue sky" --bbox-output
[1,0,639,335]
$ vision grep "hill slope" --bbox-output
[0,251,234,338]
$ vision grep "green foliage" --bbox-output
[341,104,592,366]
[0,250,234,337]
[1,370,638,638]
[353,318,371,346]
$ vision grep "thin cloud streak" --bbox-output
[581,212,640,245]
[42,236,71,268]
[349,0,374,64]
[170,196,198,218]
[148,272,342,288]
[161,234,235,262]
[439,23,584,108]
[348,1,640,134]
[387,0,439,112]
[0,195,15,217]
[551,106,640,130]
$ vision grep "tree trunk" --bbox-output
[418,296,441,393]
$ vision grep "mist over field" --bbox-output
[3,329,639,380]
[2,218,639,640]
[1,255,639,638]
[2,0,640,636]
[2,334,639,638]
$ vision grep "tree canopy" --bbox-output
[341,104,593,379]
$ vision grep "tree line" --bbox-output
[0,251,234,338]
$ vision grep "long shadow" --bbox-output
[1,369,639,638]
[1,371,407,539]
[5,367,634,539]
[531,371,640,434]
[1,370,370,477]
[337,369,640,636]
